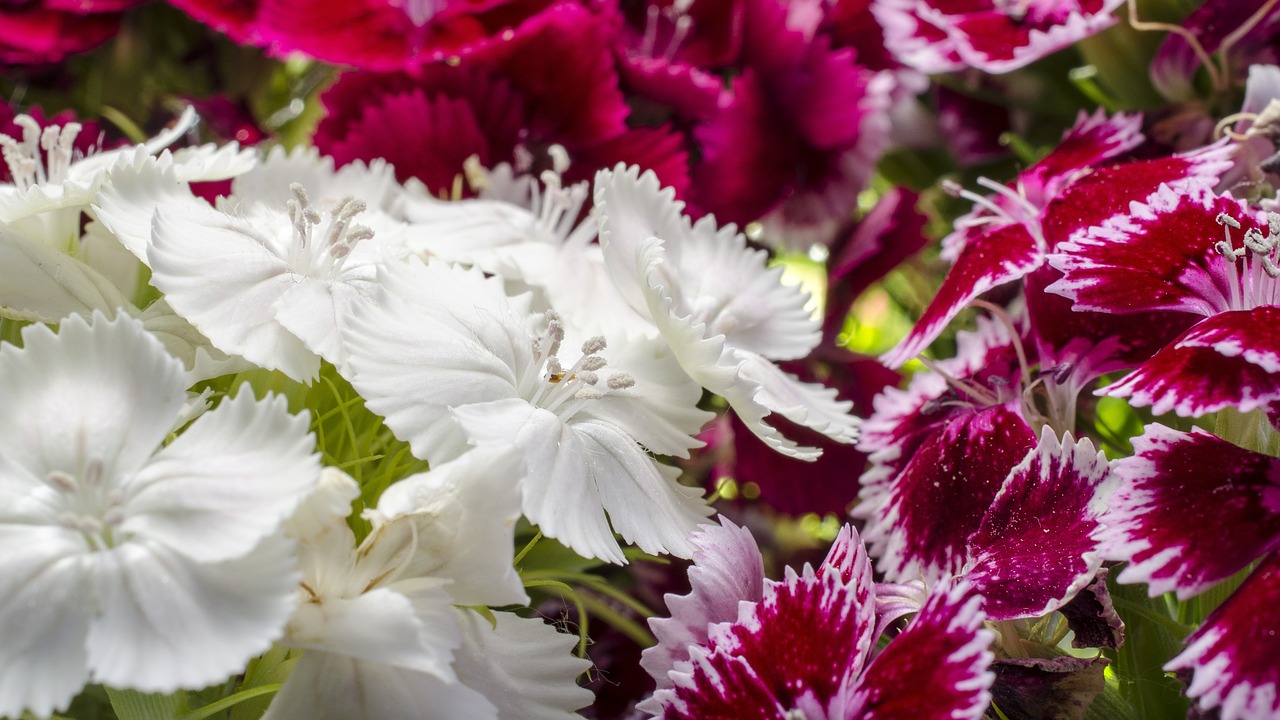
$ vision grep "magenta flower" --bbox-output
[640,519,994,719]
[0,0,141,64]
[314,3,688,197]
[688,0,891,247]
[1098,425,1280,720]
[872,0,1124,74]
[253,0,556,70]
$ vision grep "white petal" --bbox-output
[92,152,209,262]
[137,299,254,384]
[580,333,712,458]
[120,390,319,563]
[573,419,710,559]
[81,221,144,300]
[734,349,860,444]
[342,258,526,462]
[286,583,459,681]
[86,533,299,692]
[167,143,257,182]
[273,273,376,371]
[454,400,710,562]
[453,609,593,720]
[0,312,185,483]
[453,399,620,563]
[263,651,497,720]
[236,146,403,211]
[0,224,133,323]
[594,164,694,316]
[371,447,529,607]
[149,203,319,382]
[0,526,92,719]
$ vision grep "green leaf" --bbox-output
[105,688,186,720]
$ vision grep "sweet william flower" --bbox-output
[641,519,994,719]
[0,312,321,718]
[595,165,861,460]
[264,452,592,719]
[342,256,714,563]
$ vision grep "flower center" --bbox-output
[524,310,636,422]
[0,115,83,191]
[47,458,127,550]
[286,183,375,278]
[1214,211,1280,310]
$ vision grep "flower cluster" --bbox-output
[8,0,1280,718]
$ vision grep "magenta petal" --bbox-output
[664,647,788,720]
[709,563,876,714]
[1168,553,1280,720]
[822,524,875,587]
[0,7,119,63]
[852,581,994,720]
[860,403,1038,582]
[642,518,766,696]
[1047,184,1264,317]
[882,221,1041,368]
[964,428,1115,620]
[1020,110,1142,201]
[1101,425,1280,598]
[1102,309,1280,417]
[1039,142,1235,251]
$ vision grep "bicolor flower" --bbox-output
[1048,183,1280,417]
[882,109,1232,369]
[641,519,995,719]
[342,256,714,563]
[0,312,320,718]
[595,164,861,460]
[1099,424,1280,720]
[872,0,1124,74]
[856,317,1116,620]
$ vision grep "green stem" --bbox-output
[578,592,656,649]
[181,684,282,720]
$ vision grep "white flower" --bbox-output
[0,312,320,718]
[595,165,861,459]
[403,165,652,337]
[342,256,713,563]
[0,107,253,247]
[265,452,591,720]
[91,146,410,382]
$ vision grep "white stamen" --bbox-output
[607,372,636,390]
[581,355,607,372]
[581,336,607,355]
[47,470,77,493]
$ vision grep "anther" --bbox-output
[581,355,607,372]
[607,372,636,390]
[47,470,77,493]
[581,336,607,355]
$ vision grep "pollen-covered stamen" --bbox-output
[1212,210,1280,312]
[524,329,639,421]
[286,183,374,274]
[0,114,83,191]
